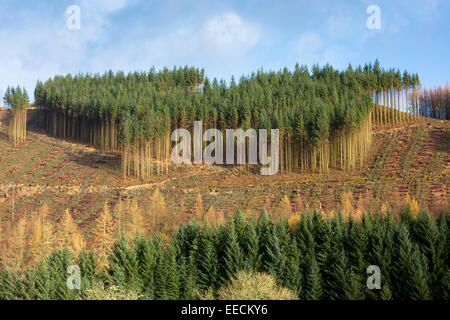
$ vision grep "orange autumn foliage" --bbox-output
[91,202,116,269]
[54,208,85,256]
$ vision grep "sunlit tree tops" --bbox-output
[34,62,420,145]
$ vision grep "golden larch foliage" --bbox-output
[279,196,292,219]
[204,205,224,226]
[161,223,171,243]
[91,202,116,269]
[193,194,204,222]
[115,198,124,234]
[151,189,165,213]
[288,214,300,234]
[380,202,389,217]
[27,214,44,265]
[327,209,335,220]
[341,191,353,216]
[404,194,420,218]
[55,208,85,256]
[351,208,364,222]
[126,199,145,238]
[39,204,53,258]
[151,189,166,228]
[244,209,253,221]
[7,217,27,269]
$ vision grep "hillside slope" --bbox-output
[0,116,448,246]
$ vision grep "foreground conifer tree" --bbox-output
[0,209,447,300]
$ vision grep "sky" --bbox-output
[0,0,449,100]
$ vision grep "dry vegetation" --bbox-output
[0,110,448,270]
[215,271,298,300]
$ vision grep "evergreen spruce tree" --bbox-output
[344,271,365,300]
[179,255,198,300]
[312,212,334,273]
[345,220,369,275]
[33,261,52,300]
[407,247,431,300]
[76,248,98,294]
[233,210,247,247]
[257,210,274,267]
[152,233,166,299]
[244,217,261,271]
[327,250,364,300]
[222,219,245,283]
[264,229,286,279]
[20,271,38,300]
[392,225,414,299]
[108,235,141,290]
[303,257,323,300]
[0,266,19,300]
[440,268,450,300]
[411,211,446,298]
[380,282,393,300]
[194,225,219,290]
[164,245,180,300]
[46,248,75,300]
[134,236,156,298]
[294,215,316,266]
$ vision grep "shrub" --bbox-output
[216,271,298,300]
[82,282,142,300]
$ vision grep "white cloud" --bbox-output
[202,12,260,54]
[414,0,441,21]
[89,0,133,13]
[0,1,135,99]
[0,7,260,99]
[294,31,359,69]
[119,11,261,70]
[294,31,323,64]
[326,13,354,38]
[83,10,260,72]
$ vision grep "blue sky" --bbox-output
[0,0,448,100]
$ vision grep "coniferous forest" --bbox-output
[2,0,450,307]
[1,62,448,301]
[0,208,448,300]
[33,61,429,179]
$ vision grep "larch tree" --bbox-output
[54,209,85,257]
[126,199,145,238]
[150,189,166,230]
[193,194,204,222]
[91,202,116,269]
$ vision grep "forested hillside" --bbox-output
[0,62,448,301]
[0,209,448,300]
[35,61,421,178]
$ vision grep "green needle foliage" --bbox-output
[32,61,424,179]
[0,210,447,300]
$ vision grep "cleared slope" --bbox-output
[0,116,448,246]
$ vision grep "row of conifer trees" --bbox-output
[0,208,448,300]
[3,86,29,146]
[33,61,425,178]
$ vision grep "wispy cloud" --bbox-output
[0,0,135,97]
[85,11,261,77]
[0,0,448,98]
[202,12,260,55]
